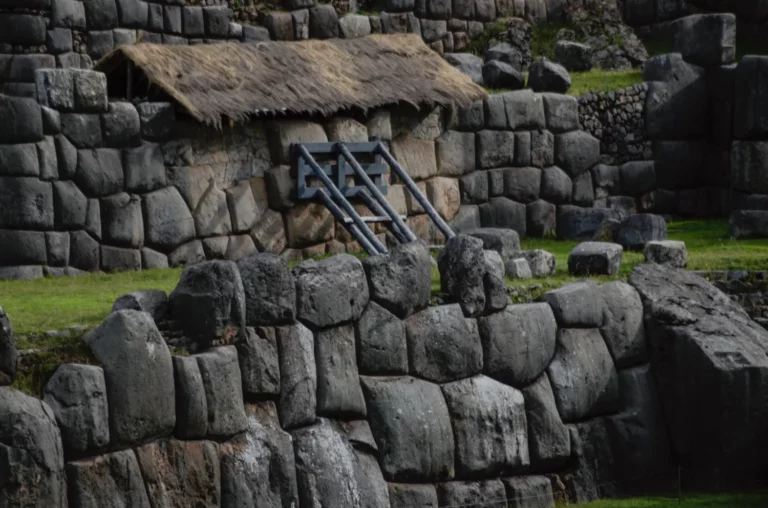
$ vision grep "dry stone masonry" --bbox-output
[3,242,768,505]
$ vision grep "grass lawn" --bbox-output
[571,492,768,507]
[2,220,767,337]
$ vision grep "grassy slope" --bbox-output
[3,220,767,335]
[574,493,768,507]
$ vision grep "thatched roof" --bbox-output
[96,34,488,128]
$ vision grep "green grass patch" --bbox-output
[566,69,644,96]
[531,21,576,60]
[572,492,768,507]
[2,221,767,337]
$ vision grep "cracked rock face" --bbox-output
[629,264,768,487]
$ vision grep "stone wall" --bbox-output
[2,63,619,278]
[578,83,650,165]
[2,245,768,506]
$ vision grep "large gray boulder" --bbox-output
[445,53,484,85]
[0,387,67,506]
[236,327,280,397]
[543,280,606,328]
[441,375,529,477]
[502,476,555,508]
[485,42,523,70]
[629,264,768,487]
[644,54,706,140]
[405,304,483,383]
[567,241,623,276]
[315,324,366,418]
[644,240,687,268]
[513,249,556,277]
[0,176,54,230]
[388,484,438,508]
[480,197,527,235]
[556,205,623,240]
[169,260,246,348]
[527,57,571,93]
[438,234,486,317]
[734,57,768,140]
[554,40,593,72]
[361,376,454,481]
[355,301,408,375]
[482,60,525,90]
[292,419,361,508]
[615,214,667,250]
[276,323,316,429]
[236,252,296,326]
[83,310,175,446]
[436,480,507,507]
[353,449,390,508]
[0,306,17,385]
[67,449,151,508]
[547,328,620,422]
[483,250,508,313]
[142,187,196,252]
[522,373,571,469]
[477,303,557,387]
[196,346,248,437]
[362,241,432,318]
[42,364,109,458]
[599,281,647,368]
[172,355,208,439]
[554,131,600,178]
[465,227,521,261]
[220,402,299,508]
[671,13,736,67]
[294,254,369,328]
[729,210,768,239]
[135,439,221,508]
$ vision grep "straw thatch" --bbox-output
[96,34,488,128]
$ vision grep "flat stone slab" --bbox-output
[568,241,623,276]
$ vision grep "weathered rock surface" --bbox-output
[547,328,620,422]
[292,419,362,508]
[66,449,151,508]
[505,257,532,279]
[236,326,280,397]
[294,254,369,328]
[172,355,208,439]
[83,310,175,445]
[388,483,438,508]
[135,439,221,508]
[237,252,296,326]
[169,260,246,348]
[465,228,521,261]
[441,375,529,477]
[362,376,454,481]
[436,480,507,507]
[615,214,667,250]
[567,241,623,276]
[599,281,647,368]
[0,306,17,385]
[513,249,556,277]
[522,373,571,470]
[629,264,768,486]
[528,58,571,93]
[355,301,408,375]
[362,241,432,318]
[544,281,606,328]
[276,323,316,429]
[0,387,66,507]
[644,240,687,268]
[315,324,366,418]
[405,304,483,383]
[196,346,248,437]
[42,364,109,457]
[502,476,555,508]
[478,303,557,387]
[557,205,623,240]
[438,234,486,317]
[220,402,299,508]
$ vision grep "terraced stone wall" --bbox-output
[3,246,768,506]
